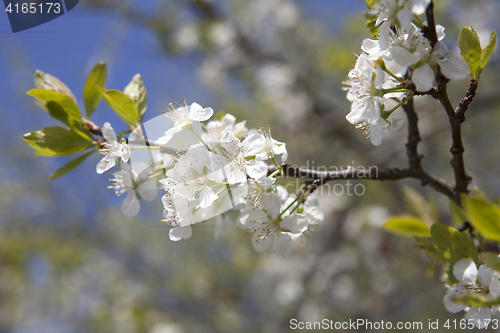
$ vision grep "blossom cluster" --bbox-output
[444,258,500,329]
[95,100,323,258]
[344,0,467,146]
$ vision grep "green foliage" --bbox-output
[459,26,482,79]
[384,216,430,237]
[430,223,478,264]
[124,74,147,123]
[49,150,95,180]
[102,90,138,125]
[449,200,467,226]
[22,127,95,156]
[34,70,77,104]
[462,193,500,242]
[83,61,107,118]
[479,30,497,77]
[28,89,82,123]
[414,237,448,263]
[451,295,500,307]
[479,253,500,273]
[459,27,497,79]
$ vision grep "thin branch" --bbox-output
[425,1,471,205]
[402,88,423,171]
[456,79,478,119]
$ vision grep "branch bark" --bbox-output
[425,1,472,205]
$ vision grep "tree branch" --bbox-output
[425,1,471,205]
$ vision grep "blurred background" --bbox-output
[1,0,500,332]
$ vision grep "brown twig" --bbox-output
[425,1,472,205]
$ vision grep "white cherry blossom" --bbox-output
[96,122,131,174]
[256,127,288,163]
[370,0,430,28]
[107,163,140,217]
[444,258,500,329]
[202,113,248,142]
[217,131,267,183]
[157,100,214,144]
[240,210,308,258]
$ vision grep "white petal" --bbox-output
[346,101,368,125]
[121,191,140,217]
[436,25,446,41]
[443,287,468,313]
[454,258,478,285]
[281,214,308,234]
[489,274,500,298]
[102,122,117,142]
[242,133,266,157]
[158,126,184,145]
[478,265,495,288]
[378,21,391,50]
[465,307,491,329]
[412,64,435,92]
[409,0,430,15]
[370,126,384,146]
[138,178,158,201]
[391,46,421,67]
[252,232,281,255]
[121,144,131,162]
[189,103,214,121]
[169,225,192,241]
[361,38,385,59]
[397,7,413,27]
[245,160,268,179]
[197,186,218,209]
[438,57,468,80]
[96,156,116,174]
[279,233,293,258]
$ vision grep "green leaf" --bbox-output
[83,62,107,118]
[123,74,147,123]
[34,70,77,104]
[49,150,95,180]
[22,127,95,156]
[430,223,478,263]
[458,26,482,79]
[46,101,69,127]
[449,200,468,226]
[402,186,435,224]
[479,30,497,76]
[413,237,449,263]
[463,196,500,241]
[479,253,500,273]
[102,90,138,125]
[384,216,431,237]
[451,295,500,307]
[27,89,82,123]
